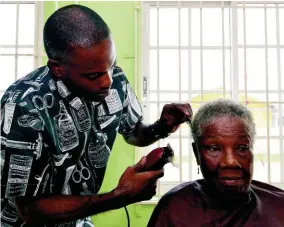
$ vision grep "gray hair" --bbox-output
[191,99,256,145]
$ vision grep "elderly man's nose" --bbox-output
[220,149,241,168]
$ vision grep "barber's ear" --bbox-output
[192,142,201,165]
[47,59,66,79]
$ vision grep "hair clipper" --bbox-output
[143,143,174,171]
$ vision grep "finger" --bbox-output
[182,103,193,117]
[137,169,164,182]
[178,103,192,117]
[132,156,146,172]
[143,185,157,200]
[147,168,165,180]
[174,104,193,122]
[149,184,157,196]
[167,104,191,117]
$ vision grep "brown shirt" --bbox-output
[147,180,284,227]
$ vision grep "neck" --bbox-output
[201,181,252,207]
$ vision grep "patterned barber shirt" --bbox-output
[0,66,143,227]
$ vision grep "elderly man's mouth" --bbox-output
[219,177,245,186]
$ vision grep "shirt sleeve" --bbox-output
[117,68,143,137]
[1,102,41,199]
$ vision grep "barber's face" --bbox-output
[61,38,116,101]
[194,116,253,195]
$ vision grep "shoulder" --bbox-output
[112,66,128,82]
[251,180,284,200]
[159,180,204,205]
[1,66,54,109]
[111,66,130,95]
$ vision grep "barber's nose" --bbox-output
[100,72,113,89]
[220,149,241,168]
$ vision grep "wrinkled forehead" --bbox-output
[200,116,251,139]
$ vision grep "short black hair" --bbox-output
[43,4,111,61]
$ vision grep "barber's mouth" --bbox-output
[219,177,244,186]
[96,90,110,97]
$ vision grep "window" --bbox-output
[0,1,43,98]
[139,1,284,201]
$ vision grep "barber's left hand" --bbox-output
[159,103,193,134]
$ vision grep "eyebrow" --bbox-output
[82,58,117,77]
[82,71,104,77]
[204,134,251,141]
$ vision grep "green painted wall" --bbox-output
[43,1,155,227]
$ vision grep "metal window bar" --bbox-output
[231,2,239,101]
[221,1,226,98]
[178,0,183,182]
[243,4,248,104]
[156,1,161,198]
[228,2,232,99]
[147,89,284,94]
[145,100,284,105]
[157,134,281,140]
[134,3,141,177]
[15,2,19,81]
[276,4,284,183]
[264,3,271,184]
[199,1,204,102]
[242,4,248,106]
[34,2,39,69]
[35,2,43,68]
[188,6,193,182]
[149,45,284,49]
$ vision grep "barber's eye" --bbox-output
[85,73,101,80]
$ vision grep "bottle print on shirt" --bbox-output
[54,100,79,152]
[70,101,91,132]
[88,132,110,169]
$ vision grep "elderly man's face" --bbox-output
[194,116,254,195]
[60,38,116,101]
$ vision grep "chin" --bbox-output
[82,92,109,102]
[85,95,106,102]
[218,183,250,195]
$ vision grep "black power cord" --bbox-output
[124,206,130,227]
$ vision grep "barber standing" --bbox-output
[0,4,192,227]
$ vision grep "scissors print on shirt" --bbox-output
[32,93,56,140]
[32,93,55,111]
[72,160,91,184]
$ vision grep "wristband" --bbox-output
[151,120,171,139]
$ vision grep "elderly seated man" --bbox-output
[147,99,284,227]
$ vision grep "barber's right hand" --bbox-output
[114,156,164,205]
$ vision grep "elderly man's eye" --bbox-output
[205,145,221,156]
[237,145,250,153]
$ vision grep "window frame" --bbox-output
[0,1,44,94]
[139,1,284,203]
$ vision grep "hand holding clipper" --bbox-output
[143,144,174,171]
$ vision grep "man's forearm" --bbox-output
[125,121,169,147]
[15,190,125,225]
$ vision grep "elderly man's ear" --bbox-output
[192,142,201,165]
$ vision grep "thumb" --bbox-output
[133,156,147,172]
[147,169,165,181]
